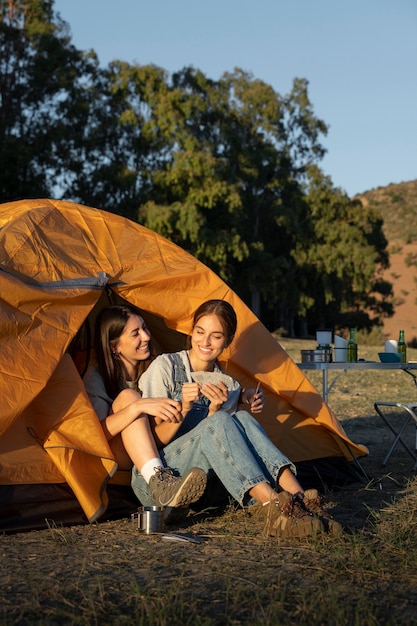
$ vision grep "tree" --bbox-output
[0,0,98,202]
[135,67,391,333]
[0,4,392,334]
[136,68,329,327]
[213,73,328,328]
[56,60,173,220]
[293,165,393,334]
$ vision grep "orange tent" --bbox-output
[0,199,367,531]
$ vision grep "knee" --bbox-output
[112,388,140,412]
[234,409,256,425]
[233,410,267,438]
[207,410,235,430]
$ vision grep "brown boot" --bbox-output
[149,467,207,508]
[253,491,325,538]
[301,489,343,535]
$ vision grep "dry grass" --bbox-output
[2,339,417,625]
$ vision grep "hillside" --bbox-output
[355,179,417,345]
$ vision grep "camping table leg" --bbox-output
[322,368,347,404]
[323,369,328,403]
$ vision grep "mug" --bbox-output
[133,506,165,534]
[384,340,398,354]
[334,347,348,362]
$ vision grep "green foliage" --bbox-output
[0,0,98,200]
[134,67,334,329]
[0,0,395,335]
[405,252,417,268]
[388,193,403,203]
[291,165,393,331]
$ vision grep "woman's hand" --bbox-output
[200,381,228,415]
[135,397,183,423]
[241,387,264,414]
[181,382,201,414]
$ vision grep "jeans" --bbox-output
[131,409,295,507]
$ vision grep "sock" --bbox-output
[140,458,164,484]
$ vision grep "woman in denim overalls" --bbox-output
[133,300,339,538]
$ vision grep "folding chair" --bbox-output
[374,369,417,470]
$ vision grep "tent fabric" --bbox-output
[0,352,117,522]
[0,199,367,529]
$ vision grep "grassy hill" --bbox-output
[356,179,417,243]
[355,179,417,345]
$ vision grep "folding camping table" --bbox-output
[298,361,417,471]
[297,361,417,405]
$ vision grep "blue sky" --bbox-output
[53,0,417,197]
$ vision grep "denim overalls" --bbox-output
[167,352,210,438]
[132,353,295,507]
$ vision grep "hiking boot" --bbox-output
[149,467,207,508]
[253,491,324,538]
[301,489,343,535]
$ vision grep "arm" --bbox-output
[151,421,182,448]
[140,355,189,446]
[102,392,183,441]
[85,365,182,441]
[150,380,202,447]
[84,366,146,439]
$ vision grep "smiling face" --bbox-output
[189,313,228,371]
[112,314,151,374]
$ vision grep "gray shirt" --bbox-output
[139,350,241,413]
[84,365,138,421]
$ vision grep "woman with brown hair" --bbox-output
[133,299,341,538]
[83,304,207,513]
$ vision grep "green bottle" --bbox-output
[398,330,406,363]
[347,328,358,362]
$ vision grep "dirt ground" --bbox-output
[2,406,417,625]
[381,241,417,345]
[2,346,417,624]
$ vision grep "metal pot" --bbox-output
[301,348,332,363]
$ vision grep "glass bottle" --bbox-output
[398,330,406,363]
[347,328,358,362]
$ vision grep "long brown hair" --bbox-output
[94,304,153,399]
